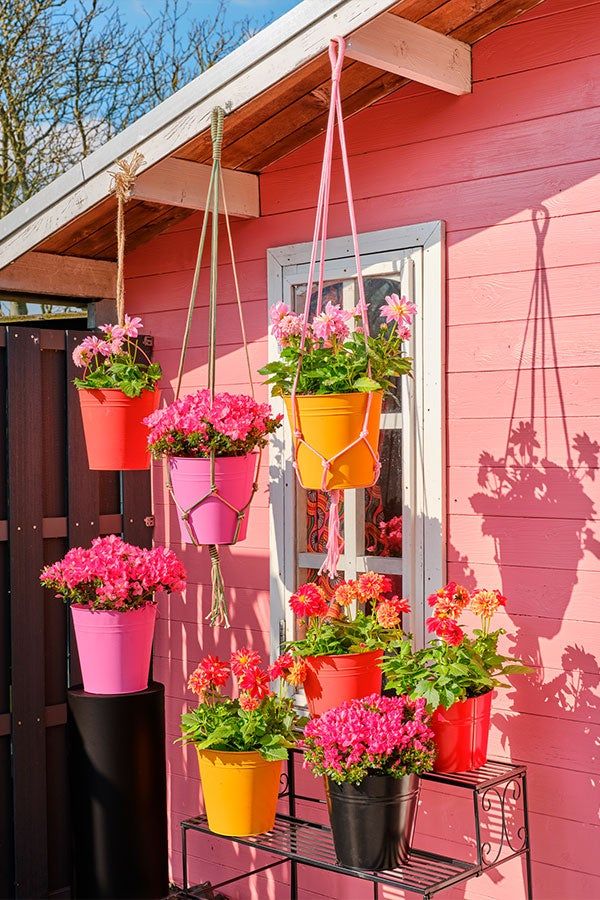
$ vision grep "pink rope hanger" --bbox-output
[290,36,381,578]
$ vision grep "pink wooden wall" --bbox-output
[126,0,600,894]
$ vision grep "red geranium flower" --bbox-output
[289,583,329,619]
[427,616,464,646]
[268,652,294,680]
[238,666,273,701]
[231,647,261,676]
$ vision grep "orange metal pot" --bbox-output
[78,388,160,470]
[196,748,282,836]
[284,391,382,490]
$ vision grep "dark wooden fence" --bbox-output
[0,326,153,899]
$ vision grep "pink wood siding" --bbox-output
[126,0,600,894]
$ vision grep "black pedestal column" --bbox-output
[67,681,169,899]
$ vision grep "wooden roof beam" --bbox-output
[0,252,116,298]
[346,13,471,95]
[133,158,260,218]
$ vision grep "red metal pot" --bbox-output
[78,388,160,470]
[430,691,492,772]
[304,649,383,717]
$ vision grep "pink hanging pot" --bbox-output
[168,453,257,545]
[71,602,157,694]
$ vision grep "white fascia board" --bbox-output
[0,0,401,270]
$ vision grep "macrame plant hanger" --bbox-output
[291,36,380,579]
[110,151,145,327]
[170,106,259,628]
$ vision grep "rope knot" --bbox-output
[360,429,369,440]
[211,107,224,162]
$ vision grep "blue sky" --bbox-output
[122,0,301,29]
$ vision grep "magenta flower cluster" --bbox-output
[302,694,435,785]
[145,388,282,458]
[40,535,187,612]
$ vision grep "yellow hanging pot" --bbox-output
[285,391,383,491]
[196,748,282,836]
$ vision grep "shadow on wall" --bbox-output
[460,207,599,886]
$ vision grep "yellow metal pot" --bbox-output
[196,748,282,836]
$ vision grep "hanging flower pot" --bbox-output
[430,691,493,773]
[326,773,421,869]
[304,649,383,717]
[72,316,162,471]
[303,694,435,870]
[79,387,160,470]
[71,603,158,694]
[196,749,282,836]
[284,392,383,490]
[181,650,301,836]
[40,536,186,695]
[146,389,281,547]
[168,453,256,545]
[284,576,411,717]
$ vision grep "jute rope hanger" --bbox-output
[110,151,145,326]
[170,106,259,628]
[291,36,381,578]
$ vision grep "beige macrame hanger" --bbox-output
[109,151,145,326]
[168,107,259,628]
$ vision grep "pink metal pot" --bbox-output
[71,603,157,694]
[168,454,256,545]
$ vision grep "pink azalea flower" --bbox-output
[144,389,282,458]
[39,536,186,612]
[302,694,435,783]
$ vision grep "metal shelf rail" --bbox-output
[180,753,532,900]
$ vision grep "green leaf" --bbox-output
[352,376,382,392]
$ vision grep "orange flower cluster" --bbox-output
[426,582,508,644]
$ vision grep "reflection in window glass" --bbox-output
[293,281,346,317]
[365,430,403,558]
[305,490,345,554]
[0,295,87,323]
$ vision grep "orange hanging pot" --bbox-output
[196,748,282,836]
[78,388,160,470]
[284,391,382,490]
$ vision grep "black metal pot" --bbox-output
[325,773,420,870]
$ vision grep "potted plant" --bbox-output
[40,535,186,694]
[302,694,435,869]
[145,389,281,545]
[286,574,410,716]
[383,582,531,772]
[259,294,414,490]
[180,649,302,837]
[73,315,161,470]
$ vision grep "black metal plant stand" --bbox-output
[179,752,532,900]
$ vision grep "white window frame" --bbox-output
[267,222,445,653]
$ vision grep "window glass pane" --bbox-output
[364,275,404,413]
[304,489,345,554]
[365,429,403,558]
[292,280,347,315]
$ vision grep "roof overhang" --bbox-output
[0,0,403,270]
